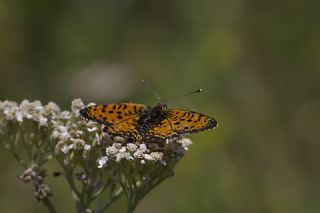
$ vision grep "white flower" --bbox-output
[3,105,19,121]
[88,127,97,132]
[116,152,133,162]
[140,160,146,164]
[71,99,85,115]
[178,138,193,150]
[31,101,43,111]
[61,145,71,154]
[84,144,91,150]
[150,152,163,161]
[71,139,86,150]
[133,143,149,158]
[112,143,122,149]
[39,116,48,127]
[52,125,69,141]
[44,102,60,115]
[98,156,109,168]
[0,100,17,112]
[143,154,152,161]
[119,147,127,153]
[139,144,147,151]
[60,111,71,120]
[85,121,99,132]
[19,100,31,118]
[126,143,137,152]
[68,144,75,150]
[15,111,23,123]
[105,146,118,157]
[24,101,44,121]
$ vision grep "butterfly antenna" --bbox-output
[164,89,203,103]
[141,80,161,102]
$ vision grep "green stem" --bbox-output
[127,193,138,213]
[42,198,57,213]
[96,188,123,213]
[9,143,27,167]
[126,175,169,213]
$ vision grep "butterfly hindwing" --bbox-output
[104,116,140,139]
[146,119,179,140]
[80,103,147,125]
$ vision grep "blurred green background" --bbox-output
[1,0,320,212]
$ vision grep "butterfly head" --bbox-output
[79,107,90,119]
[150,103,168,120]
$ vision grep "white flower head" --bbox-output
[61,145,71,154]
[52,125,70,141]
[143,154,152,161]
[150,152,163,161]
[86,121,99,132]
[116,152,133,162]
[71,99,85,115]
[70,138,86,150]
[112,143,122,150]
[39,116,48,127]
[119,147,127,153]
[0,100,17,111]
[3,104,22,122]
[139,144,147,151]
[178,138,193,149]
[84,144,91,150]
[15,111,23,123]
[44,102,60,115]
[140,160,146,164]
[59,111,71,120]
[98,156,109,168]
[105,146,119,157]
[126,143,137,152]
[133,150,144,159]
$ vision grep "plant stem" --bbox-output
[96,188,123,213]
[127,193,138,213]
[42,198,57,213]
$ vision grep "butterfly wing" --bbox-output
[166,109,217,134]
[145,109,217,141]
[145,119,179,140]
[80,103,147,125]
[103,116,141,139]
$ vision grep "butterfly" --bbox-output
[79,103,217,141]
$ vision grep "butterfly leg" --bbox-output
[165,118,180,138]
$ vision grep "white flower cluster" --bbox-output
[0,100,59,127]
[98,143,166,168]
[0,99,195,212]
[0,99,99,163]
[0,99,193,168]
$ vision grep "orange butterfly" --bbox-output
[79,103,217,141]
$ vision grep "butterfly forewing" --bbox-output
[81,103,147,125]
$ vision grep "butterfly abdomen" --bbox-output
[138,122,153,135]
